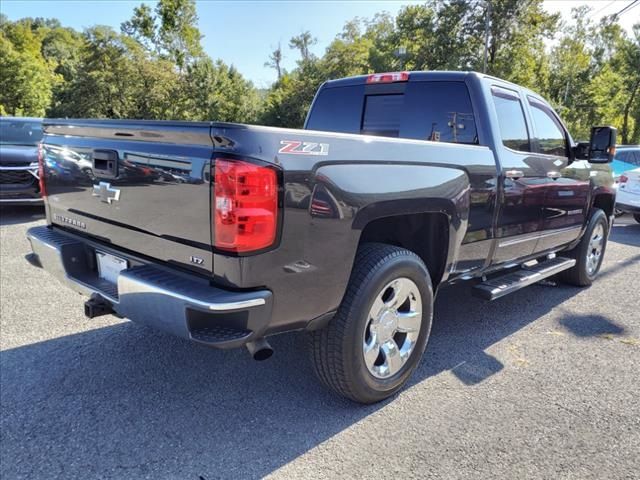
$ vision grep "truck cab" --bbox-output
[306,71,615,273]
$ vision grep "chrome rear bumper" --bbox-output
[26,226,273,348]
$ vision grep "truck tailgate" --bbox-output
[42,120,214,274]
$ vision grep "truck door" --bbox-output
[523,96,589,253]
[490,86,547,264]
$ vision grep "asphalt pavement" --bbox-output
[1,206,638,479]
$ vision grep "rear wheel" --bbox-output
[309,243,433,404]
[558,209,609,286]
[634,214,640,224]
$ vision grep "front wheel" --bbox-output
[558,209,609,286]
[309,243,433,404]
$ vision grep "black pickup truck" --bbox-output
[27,71,617,403]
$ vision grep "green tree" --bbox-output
[322,19,373,79]
[289,31,317,62]
[260,61,326,128]
[0,17,58,116]
[264,43,284,80]
[183,58,260,122]
[54,26,142,118]
[121,0,202,70]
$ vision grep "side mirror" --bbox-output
[588,126,617,164]
[572,142,590,161]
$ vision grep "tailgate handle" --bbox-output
[93,150,118,178]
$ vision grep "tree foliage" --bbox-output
[0,16,60,116]
[1,1,638,143]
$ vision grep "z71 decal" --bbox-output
[279,140,329,156]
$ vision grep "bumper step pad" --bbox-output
[190,326,252,344]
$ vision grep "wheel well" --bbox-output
[358,213,449,287]
[592,193,615,219]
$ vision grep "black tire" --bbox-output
[558,209,609,287]
[309,243,433,404]
[634,214,640,224]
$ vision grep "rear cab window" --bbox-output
[362,94,403,137]
[306,80,478,145]
[305,85,364,134]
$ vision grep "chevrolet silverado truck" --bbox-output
[26,71,617,403]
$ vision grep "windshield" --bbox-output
[0,119,43,146]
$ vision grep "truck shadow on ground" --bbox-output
[609,220,640,248]
[0,229,635,479]
[1,283,617,479]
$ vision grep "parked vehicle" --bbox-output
[0,117,44,205]
[26,71,617,403]
[611,145,640,178]
[616,168,640,222]
[610,145,640,216]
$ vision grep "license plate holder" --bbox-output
[96,251,128,284]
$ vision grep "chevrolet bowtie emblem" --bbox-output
[92,182,121,204]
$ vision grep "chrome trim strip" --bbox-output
[498,226,581,248]
[117,272,266,311]
[0,198,43,203]
[0,166,38,171]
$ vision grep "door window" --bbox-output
[528,98,568,157]
[491,87,530,152]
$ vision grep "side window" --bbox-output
[491,87,530,152]
[528,98,568,157]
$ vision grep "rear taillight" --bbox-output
[37,142,47,198]
[619,175,628,184]
[366,71,409,84]
[213,158,278,253]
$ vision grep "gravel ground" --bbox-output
[1,207,639,480]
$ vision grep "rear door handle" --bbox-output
[547,171,562,180]
[505,170,524,179]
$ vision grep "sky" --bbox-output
[1,0,638,88]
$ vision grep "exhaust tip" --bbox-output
[246,338,273,361]
[253,346,274,361]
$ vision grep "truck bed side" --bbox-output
[209,124,497,331]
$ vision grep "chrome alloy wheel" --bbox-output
[586,223,605,275]
[363,277,422,379]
